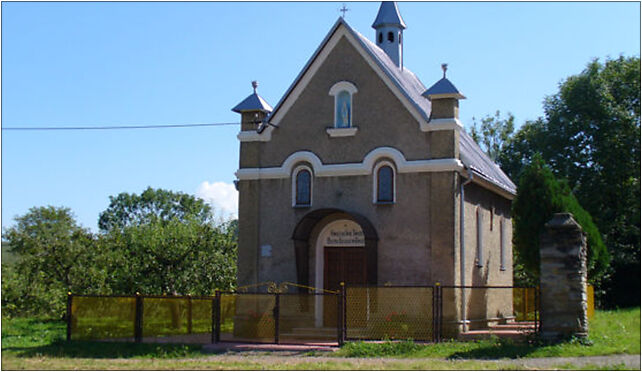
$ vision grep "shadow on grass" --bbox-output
[447,342,540,360]
[446,336,593,360]
[3,339,209,359]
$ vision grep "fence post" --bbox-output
[533,286,542,333]
[213,290,221,343]
[134,292,143,343]
[437,284,443,343]
[274,293,280,344]
[342,282,347,341]
[338,282,345,346]
[431,285,436,343]
[66,292,72,342]
[522,288,529,320]
[187,294,193,334]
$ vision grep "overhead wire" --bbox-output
[2,122,241,131]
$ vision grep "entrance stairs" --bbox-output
[279,327,338,342]
[458,320,537,341]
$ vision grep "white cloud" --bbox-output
[196,181,238,219]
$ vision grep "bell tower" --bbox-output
[372,2,406,68]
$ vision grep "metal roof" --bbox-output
[459,130,517,194]
[231,92,273,113]
[372,2,407,29]
[422,78,466,100]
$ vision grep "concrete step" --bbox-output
[489,323,536,331]
[458,329,535,341]
[279,333,338,341]
[285,327,338,336]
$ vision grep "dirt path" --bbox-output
[504,354,640,369]
[199,352,640,370]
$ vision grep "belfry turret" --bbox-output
[372,1,406,68]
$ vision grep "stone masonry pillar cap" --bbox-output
[545,213,581,230]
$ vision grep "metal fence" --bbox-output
[438,286,540,339]
[344,286,436,341]
[67,284,543,345]
[217,292,341,344]
[68,294,215,343]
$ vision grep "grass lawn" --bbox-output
[2,308,639,370]
[337,307,641,358]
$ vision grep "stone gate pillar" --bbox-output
[539,213,588,340]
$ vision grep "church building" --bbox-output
[232,2,516,328]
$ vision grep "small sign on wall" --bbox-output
[324,220,365,247]
[261,244,272,257]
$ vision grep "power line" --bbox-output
[2,122,241,131]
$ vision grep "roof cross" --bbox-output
[339,3,350,18]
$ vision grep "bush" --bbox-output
[512,155,609,286]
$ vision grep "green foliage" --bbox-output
[102,218,237,295]
[500,56,640,305]
[1,206,108,318]
[2,189,238,318]
[97,187,236,295]
[469,110,515,162]
[1,242,18,265]
[98,187,214,232]
[512,156,608,284]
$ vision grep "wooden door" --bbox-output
[323,247,367,325]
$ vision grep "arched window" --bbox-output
[335,91,351,128]
[387,31,394,42]
[329,81,358,129]
[500,217,506,271]
[293,166,312,207]
[476,207,484,267]
[378,32,383,44]
[374,162,395,203]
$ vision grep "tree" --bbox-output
[469,111,515,162]
[103,218,236,295]
[1,206,106,317]
[98,187,214,232]
[501,56,640,306]
[512,155,609,286]
[99,188,237,295]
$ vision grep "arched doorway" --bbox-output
[317,219,367,326]
[292,209,378,327]
[316,219,367,291]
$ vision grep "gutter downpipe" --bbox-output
[460,167,473,332]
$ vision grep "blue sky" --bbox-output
[2,1,640,232]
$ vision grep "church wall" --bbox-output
[462,181,513,327]
[261,36,433,168]
[244,170,460,287]
[237,179,261,286]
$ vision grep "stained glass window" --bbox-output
[335,91,351,128]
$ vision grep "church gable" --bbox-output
[233,8,516,198]
[261,26,431,167]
